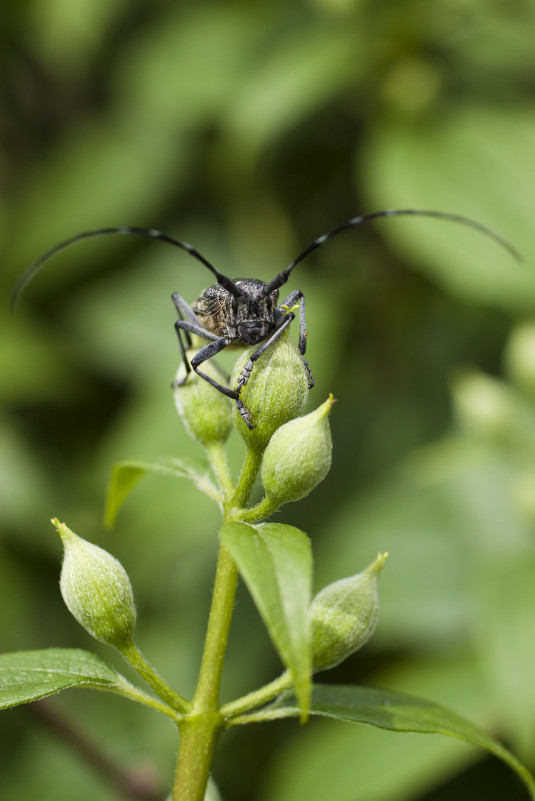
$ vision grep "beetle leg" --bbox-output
[189,337,236,397]
[234,312,295,397]
[172,292,198,324]
[278,290,314,388]
[172,315,256,426]
[173,317,219,387]
[190,338,262,428]
[279,289,307,355]
[172,293,203,381]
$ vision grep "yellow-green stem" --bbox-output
[172,438,264,799]
[120,641,190,714]
[231,446,263,510]
[172,542,239,800]
[221,670,292,721]
[207,441,234,503]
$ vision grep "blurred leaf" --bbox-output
[260,653,497,801]
[222,25,366,158]
[114,6,272,129]
[0,649,129,708]
[476,553,535,757]
[221,522,312,718]
[263,684,535,800]
[0,316,74,403]
[28,0,129,72]
[105,456,214,528]
[360,108,535,310]
[7,122,189,280]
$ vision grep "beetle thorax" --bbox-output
[192,279,279,344]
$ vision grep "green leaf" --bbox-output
[105,456,217,527]
[0,649,131,708]
[360,108,535,312]
[263,684,535,800]
[220,522,313,719]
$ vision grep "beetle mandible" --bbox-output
[12,209,520,429]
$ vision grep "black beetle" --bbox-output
[12,210,520,429]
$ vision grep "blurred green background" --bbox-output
[2,1,535,799]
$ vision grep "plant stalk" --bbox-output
[172,428,264,798]
[171,541,239,800]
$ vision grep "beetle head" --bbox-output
[231,279,279,344]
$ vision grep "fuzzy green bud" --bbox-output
[451,369,514,440]
[54,518,136,649]
[505,322,535,398]
[173,351,233,446]
[230,326,310,452]
[260,395,334,507]
[309,552,387,672]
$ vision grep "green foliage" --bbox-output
[0,649,129,708]
[261,685,535,799]
[221,522,313,718]
[3,1,535,798]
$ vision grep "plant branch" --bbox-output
[221,670,292,721]
[231,447,263,510]
[120,641,190,715]
[171,541,239,801]
[207,441,234,503]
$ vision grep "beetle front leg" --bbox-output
[173,320,257,428]
[189,339,259,429]
[277,290,314,389]
[173,317,219,387]
[231,314,298,430]
[279,289,307,354]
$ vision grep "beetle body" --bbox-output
[172,279,311,428]
[12,210,520,431]
[191,279,280,345]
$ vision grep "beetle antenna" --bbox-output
[11,226,243,309]
[264,209,523,294]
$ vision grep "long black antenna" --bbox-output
[10,226,243,309]
[264,209,522,294]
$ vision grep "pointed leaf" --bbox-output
[261,684,535,800]
[0,649,132,708]
[105,456,217,527]
[221,522,312,718]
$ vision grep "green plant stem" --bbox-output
[112,676,183,723]
[207,441,234,503]
[221,670,292,721]
[171,439,264,799]
[172,541,239,801]
[120,641,190,715]
[231,446,263,510]
[236,495,279,523]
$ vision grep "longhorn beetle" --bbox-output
[12,209,520,429]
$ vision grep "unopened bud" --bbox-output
[230,327,310,452]
[174,353,233,446]
[309,552,387,672]
[505,322,535,398]
[451,370,513,440]
[260,395,334,507]
[54,519,136,649]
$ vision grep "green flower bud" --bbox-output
[260,395,334,507]
[230,326,310,452]
[309,552,387,672]
[451,369,514,440]
[505,322,535,398]
[54,518,136,649]
[173,351,233,446]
